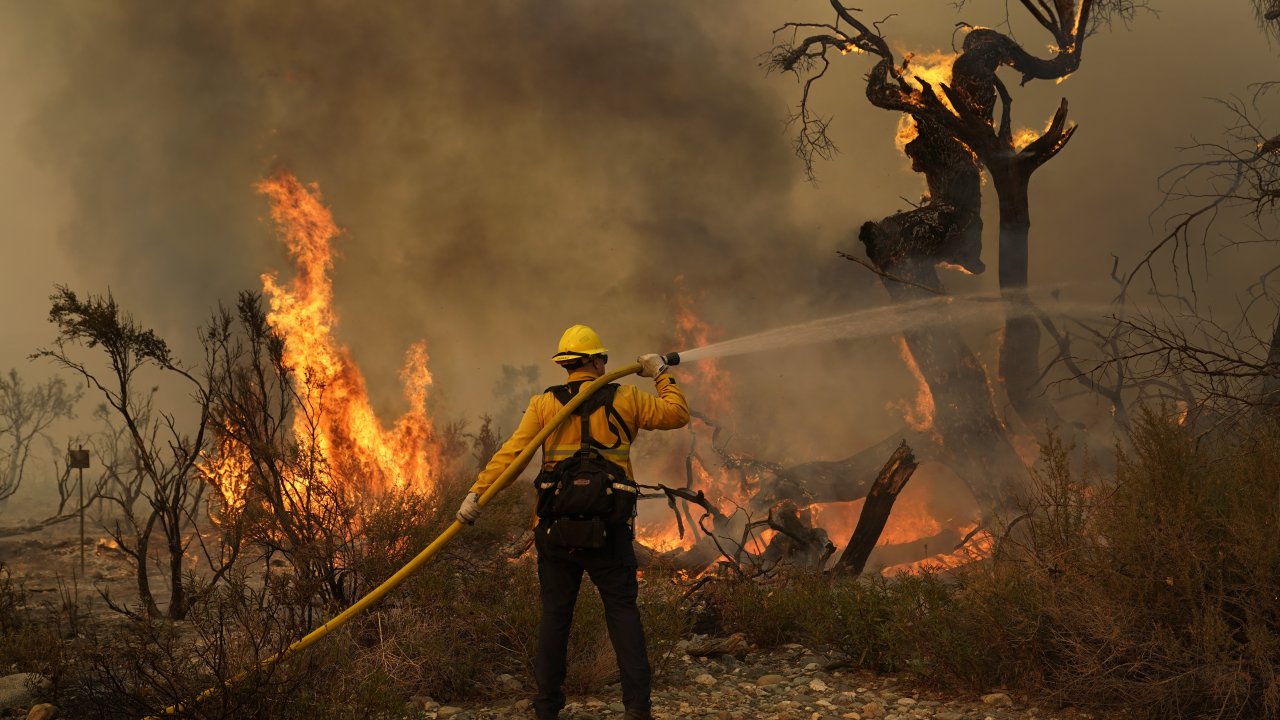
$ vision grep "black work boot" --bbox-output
[623,708,653,720]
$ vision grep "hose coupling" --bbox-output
[663,352,681,367]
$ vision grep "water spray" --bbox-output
[673,291,1110,363]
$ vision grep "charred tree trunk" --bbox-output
[945,26,1082,438]
[988,161,1066,436]
[833,441,917,575]
[877,258,1028,517]
[857,110,1029,520]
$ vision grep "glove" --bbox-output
[637,353,668,378]
[456,492,481,525]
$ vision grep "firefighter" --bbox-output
[457,324,689,720]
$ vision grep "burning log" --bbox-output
[833,441,918,575]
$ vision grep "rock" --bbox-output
[981,692,1012,707]
[26,705,57,720]
[437,706,465,717]
[0,675,49,711]
[860,701,884,718]
[514,698,532,710]
[756,674,786,687]
[895,697,915,706]
[935,713,964,720]
[695,673,716,686]
[808,679,828,692]
[495,673,523,692]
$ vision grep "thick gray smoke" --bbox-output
[6,0,880,450]
[4,0,1277,491]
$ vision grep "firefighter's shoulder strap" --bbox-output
[545,381,634,450]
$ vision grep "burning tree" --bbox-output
[763,0,1140,524]
[201,171,447,606]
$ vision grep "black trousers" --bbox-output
[533,522,650,718]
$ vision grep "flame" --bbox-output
[937,261,975,275]
[900,51,958,113]
[883,526,993,575]
[892,50,958,154]
[638,285,994,576]
[1012,128,1039,151]
[631,283,749,552]
[203,172,440,513]
[889,336,935,433]
[895,115,919,154]
[672,277,732,421]
[203,430,252,515]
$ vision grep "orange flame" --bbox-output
[891,51,959,155]
[258,172,438,497]
[889,336,935,432]
[203,172,439,512]
[672,277,732,421]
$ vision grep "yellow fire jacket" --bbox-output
[469,368,690,497]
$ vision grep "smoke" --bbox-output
[7,0,883,442]
[7,0,1278,486]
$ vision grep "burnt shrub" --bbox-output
[0,562,65,680]
[304,556,691,710]
[62,571,319,720]
[944,413,1280,718]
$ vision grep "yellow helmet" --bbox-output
[552,324,608,365]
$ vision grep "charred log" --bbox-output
[759,502,835,569]
[752,426,932,509]
[833,441,917,575]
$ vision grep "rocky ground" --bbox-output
[408,641,1110,720]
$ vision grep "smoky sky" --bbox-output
[2,0,1277,472]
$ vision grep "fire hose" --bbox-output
[147,353,679,718]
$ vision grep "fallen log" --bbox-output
[864,527,963,570]
[833,441,918,575]
[752,427,932,510]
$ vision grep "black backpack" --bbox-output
[534,382,638,548]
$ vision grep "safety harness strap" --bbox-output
[546,381,632,450]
